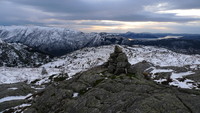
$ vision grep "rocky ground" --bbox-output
[22,64,200,113]
[1,46,199,113]
[0,82,34,112]
[0,46,200,113]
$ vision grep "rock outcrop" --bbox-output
[5,46,200,113]
[107,45,133,75]
[21,64,200,113]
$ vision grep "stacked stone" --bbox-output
[107,45,132,75]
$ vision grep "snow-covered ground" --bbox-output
[125,45,200,66]
[0,94,32,103]
[43,45,200,69]
[0,67,60,84]
[1,45,200,87]
[42,46,113,77]
[148,67,198,89]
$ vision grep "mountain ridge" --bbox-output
[0,26,130,56]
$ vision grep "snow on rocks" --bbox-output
[169,71,198,89]
[148,67,198,89]
[7,87,18,90]
[190,64,200,70]
[147,67,173,78]
[72,93,79,98]
[169,79,198,89]
[170,71,195,79]
[0,93,32,103]
[0,67,60,84]
[0,103,31,113]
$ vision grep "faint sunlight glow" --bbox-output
[80,21,154,31]
[79,20,173,33]
[157,9,200,18]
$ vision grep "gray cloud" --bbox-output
[169,0,200,9]
[0,0,200,33]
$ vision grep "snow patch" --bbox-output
[0,103,31,113]
[170,71,195,79]
[8,87,18,90]
[150,68,173,78]
[169,79,197,89]
[154,79,167,83]
[72,93,79,98]
[149,67,198,89]
[169,71,198,89]
[0,67,60,84]
[0,94,32,103]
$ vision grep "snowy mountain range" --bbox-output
[0,26,129,56]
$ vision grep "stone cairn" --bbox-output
[106,45,133,75]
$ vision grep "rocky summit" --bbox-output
[7,46,200,113]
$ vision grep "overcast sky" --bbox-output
[0,0,200,33]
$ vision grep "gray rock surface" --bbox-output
[19,48,200,113]
[22,65,200,113]
[0,82,35,111]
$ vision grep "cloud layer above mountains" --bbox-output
[0,0,200,33]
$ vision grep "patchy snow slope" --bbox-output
[1,45,200,85]
[43,45,200,76]
[0,94,32,103]
[42,46,113,76]
[0,67,60,84]
[149,68,198,89]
